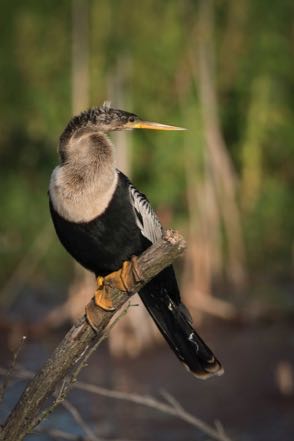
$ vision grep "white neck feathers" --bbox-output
[49,132,118,223]
[49,165,118,223]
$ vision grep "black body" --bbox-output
[50,171,222,378]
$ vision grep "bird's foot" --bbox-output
[92,256,143,312]
[85,277,115,330]
[118,256,143,292]
[93,276,116,312]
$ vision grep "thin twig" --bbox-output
[61,399,99,441]
[160,389,185,412]
[0,366,233,441]
[74,382,232,441]
[28,379,67,432]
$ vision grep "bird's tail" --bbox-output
[139,267,223,379]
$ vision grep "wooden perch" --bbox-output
[0,230,186,441]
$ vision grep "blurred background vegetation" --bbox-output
[0,0,292,311]
[0,1,294,439]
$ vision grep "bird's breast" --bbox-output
[49,166,119,223]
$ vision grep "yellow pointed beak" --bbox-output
[126,120,187,131]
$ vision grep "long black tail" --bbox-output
[139,266,223,379]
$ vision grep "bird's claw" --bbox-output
[85,276,116,331]
[100,256,143,294]
[90,256,143,314]
[119,256,143,292]
[94,281,116,312]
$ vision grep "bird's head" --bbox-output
[92,102,186,133]
[59,103,186,163]
[61,102,186,140]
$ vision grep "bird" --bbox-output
[49,102,223,379]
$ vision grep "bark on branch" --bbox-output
[0,229,186,441]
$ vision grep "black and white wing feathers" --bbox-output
[128,183,163,244]
[120,172,223,379]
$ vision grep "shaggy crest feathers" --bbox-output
[60,107,107,146]
[59,104,138,148]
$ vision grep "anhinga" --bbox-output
[49,102,223,379]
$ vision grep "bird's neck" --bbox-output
[50,131,118,223]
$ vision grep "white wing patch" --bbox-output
[129,184,163,244]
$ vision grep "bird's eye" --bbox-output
[128,116,135,123]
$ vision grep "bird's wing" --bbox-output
[128,183,163,244]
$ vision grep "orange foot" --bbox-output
[94,276,116,312]
[93,256,143,312]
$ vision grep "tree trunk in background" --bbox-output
[219,0,248,91]
[241,76,272,211]
[72,0,89,114]
[196,0,246,289]
[181,0,246,321]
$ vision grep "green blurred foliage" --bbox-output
[0,0,293,292]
